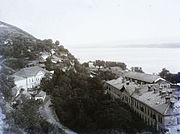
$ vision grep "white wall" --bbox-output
[14,71,45,90]
[14,79,27,89]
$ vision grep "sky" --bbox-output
[1,0,180,47]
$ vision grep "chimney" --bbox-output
[170,100,176,108]
[148,85,152,91]
[154,88,158,93]
[161,90,167,98]
[126,81,130,85]
[168,90,172,95]
[165,96,171,103]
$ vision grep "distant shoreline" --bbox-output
[69,47,180,74]
[68,44,180,49]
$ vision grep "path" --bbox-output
[39,96,77,134]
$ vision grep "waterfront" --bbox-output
[69,47,180,74]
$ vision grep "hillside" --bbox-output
[0,21,78,73]
[0,21,37,60]
[0,21,35,45]
[0,21,78,133]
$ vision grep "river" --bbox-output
[69,47,180,74]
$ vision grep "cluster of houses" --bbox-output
[105,71,180,133]
[87,61,123,77]
[39,49,68,64]
[11,49,71,104]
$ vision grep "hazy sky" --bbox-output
[1,0,180,47]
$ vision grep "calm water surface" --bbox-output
[69,47,180,74]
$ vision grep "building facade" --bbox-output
[124,71,166,84]
[105,72,179,133]
[13,66,48,91]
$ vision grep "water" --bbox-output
[69,47,180,74]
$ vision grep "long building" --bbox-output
[105,72,180,133]
[124,71,166,84]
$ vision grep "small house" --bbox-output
[35,91,46,102]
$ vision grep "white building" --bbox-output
[51,55,63,63]
[39,52,51,62]
[35,91,46,101]
[12,66,49,92]
[124,71,167,85]
[88,61,95,68]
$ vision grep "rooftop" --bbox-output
[106,78,138,95]
[36,91,46,97]
[106,78,180,115]
[132,85,168,114]
[13,66,49,80]
[124,71,163,83]
[106,78,124,90]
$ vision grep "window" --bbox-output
[140,106,144,112]
[158,115,162,123]
[177,118,180,125]
[153,114,156,120]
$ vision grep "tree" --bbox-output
[14,99,41,129]
[55,40,60,46]
[96,70,116,80]
[159,68,170,79]
[13,99,54,133]
[106,61,126,70]
[45,57,53,71]
[94,60,105,69]
[40,66,149,132]
[159,68,178,83]
[0,73,15,102]
[131,67,144,73]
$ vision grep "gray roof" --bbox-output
[124,71,161,83]
[106,78,179,115]
[124,83,137,95]
[106,78,137,95]
[106,78,124,90]
[13,66,48,80]
[36,91,46,97]
[131,85,179,115]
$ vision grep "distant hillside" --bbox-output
[114,43,180,48]
[0,21,79,72]
[0,21,36,45]
[71,43,180,49]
